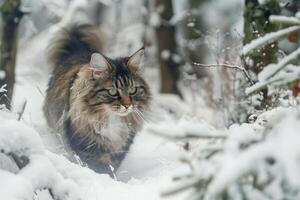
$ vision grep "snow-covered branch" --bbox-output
[262,47,300,81]
[163,107,300,200]
[147,119,227,140]
[269,15,300,25]
[0,118,81,200]
[246,46,300,95]
[242,26,300,56]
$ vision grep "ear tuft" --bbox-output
[127,47,144,72]
[90,53,110,78]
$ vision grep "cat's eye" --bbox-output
[108,88,118,96]
[129,87,137,95]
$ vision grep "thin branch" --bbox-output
[161,178,201,197]
[246,47,300,96]
[150,129,227,140]
[7,152,29,169]
[193,62,254,85]
[242,25,300,56]
[17,100,27,121]
[269,15,300,25]
[265,46,300,81]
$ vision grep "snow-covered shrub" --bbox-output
[160,107,300,200]
[0,116,82,200]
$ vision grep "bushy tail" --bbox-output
[47,24,103,67]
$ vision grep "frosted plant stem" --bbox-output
[193,62,253,84]
[161,178,200,197]
[242,26,300,56]
[149,129,227,140]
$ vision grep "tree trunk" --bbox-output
[155,0,181,96]
[0,0,23,109]
[182,0,207,78]
[243,0,280,109]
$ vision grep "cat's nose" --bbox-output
[121,96,131,108]
[123,104,130,109]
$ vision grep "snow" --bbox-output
[258,0,267,5]
[0,71,5,80]
[0,113,188,200]
[0,170,33,200]
[0,118,80,200]
[259,47,300,81]
[0,84,7,93]
[147,118,226,139]
[242,26,300,56]
[208,108,300,195]
[161,49,171,60]
[269,15,300,25]
[149,12,161,27]
[162,107,300,199]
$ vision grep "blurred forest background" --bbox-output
[1,0,300,200]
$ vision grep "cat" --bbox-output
[43,24,151,177]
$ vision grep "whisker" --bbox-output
[133,110,144,122]
[135,109,149,123]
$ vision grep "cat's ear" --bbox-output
[127,47,144,72]
[90,53,110,78]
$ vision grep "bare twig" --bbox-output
[161,178,201,197]
[17,100,27,121]
[149,129,227,140]
[8,152,29,169]
[193,62,254,85]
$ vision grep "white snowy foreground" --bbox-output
[0,108,191,200]
[2,103,300,200]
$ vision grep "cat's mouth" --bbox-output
[112,105,133,117]
[116,110,131,116]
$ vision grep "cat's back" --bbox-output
[44,24,103,130]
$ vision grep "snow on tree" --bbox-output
[159,106,300,200]
[244,13,300,97]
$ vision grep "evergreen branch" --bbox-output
[242,26,300,56]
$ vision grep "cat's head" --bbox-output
[80,48,151,118]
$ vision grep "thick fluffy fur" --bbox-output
[44,24,151,176]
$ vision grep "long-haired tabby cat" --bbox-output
[44,24,151,177]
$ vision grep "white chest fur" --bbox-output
[93,114,130,143]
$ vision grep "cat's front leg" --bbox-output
[84,153,115,178]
